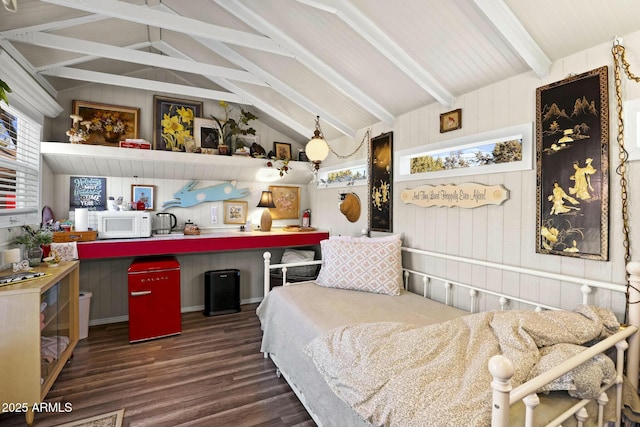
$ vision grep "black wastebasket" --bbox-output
[204,269,240,316]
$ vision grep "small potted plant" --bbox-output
[14,225,53,266]
[210,101,257,155]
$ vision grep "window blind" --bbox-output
[0,102,41,224]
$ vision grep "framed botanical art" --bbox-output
[153,96,202,151]
[369,132,393,232]
[268,185,300,219]
[131,184,155,211]
[223,200,248,224]
[440,108,462,133]
[72,100,139,145]
[535,66,609,260]
[194,117,220,150]
[274,142,292,160]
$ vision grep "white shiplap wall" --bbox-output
[311,31,640,319]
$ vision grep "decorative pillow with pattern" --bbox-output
[315,238,402,295]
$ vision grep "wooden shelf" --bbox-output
[41,142,314,184]
[0,261,80,425]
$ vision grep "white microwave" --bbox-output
[97,211,152,239]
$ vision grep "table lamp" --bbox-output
[257,191,276,231]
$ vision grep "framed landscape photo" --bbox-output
[274,142,292,160]
[269,185,300,219]
[131,184,155,211]
[535,66,609,260]
[73,100,139,146]
[440,108,462,133]
[223,200,248,224]
[153,96,202,152]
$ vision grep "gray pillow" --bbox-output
[280,249,318,277]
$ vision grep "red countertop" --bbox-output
[77,229,329,259]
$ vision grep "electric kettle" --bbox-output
[155,212,177,234]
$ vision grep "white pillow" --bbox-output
[329,233,402,243]
[280,248,317,277]
[315,238,403,295]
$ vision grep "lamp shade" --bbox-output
[305,136,329,162]
[257,191,276,208]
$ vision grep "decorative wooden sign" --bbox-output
[400,183,509,208]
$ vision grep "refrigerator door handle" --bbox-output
[131,290,152,296]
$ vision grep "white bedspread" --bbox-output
[305,305,619,427]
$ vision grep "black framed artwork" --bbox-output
[535,66,609,260]
[369,132,393,232]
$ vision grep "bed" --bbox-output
[257,236,640,427]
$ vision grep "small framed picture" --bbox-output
[131,184,155,211]
[194,118,220,149]
[153,96,203,151]
[440,108,462,133]
[274,142,292,160]
[223,200,248,224]
[269,185,300,219]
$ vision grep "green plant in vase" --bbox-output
[14,225,53,266]
[210,101,257,154]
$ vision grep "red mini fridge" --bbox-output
[127,256,181,343]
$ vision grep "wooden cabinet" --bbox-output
[0,261,79,425]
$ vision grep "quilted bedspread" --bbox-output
[304,305,620,427]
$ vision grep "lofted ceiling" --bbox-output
[1,0,640,143]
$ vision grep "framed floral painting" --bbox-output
[269,185,300,219]
[72,100,139,146]
[153,96,202,151]
[223,200,248,224]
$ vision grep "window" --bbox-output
[0,102,41,228]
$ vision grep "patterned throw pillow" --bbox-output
[315,238,403,295]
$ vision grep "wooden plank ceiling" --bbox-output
[0,0,639,142]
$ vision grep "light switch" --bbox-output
[211,206,218,224]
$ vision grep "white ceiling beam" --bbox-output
[0,13,109,39]
[316,0,455,107]
[215,0,395,126]
[0,39,58,97]
[33,41,152,71]
[39,0,293,57]
[155,41,311,139]
[472,0,551,78]
[7,32,268,86]
[39,67,243,104]
[196,35,356,138]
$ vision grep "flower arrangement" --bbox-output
[14,225,53,249]
[210,101,257,147]
[161,105,195,151]
[66,114,92,143]
[88,110,129,136]
[266,157,291,176]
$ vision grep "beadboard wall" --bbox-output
[311,31,640,319]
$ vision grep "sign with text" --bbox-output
[400,182,509,208]
[70,176,107,210]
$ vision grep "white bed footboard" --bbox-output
[261,249,640,427]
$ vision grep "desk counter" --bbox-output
[77,229,329,259]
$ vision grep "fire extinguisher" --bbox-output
[302,209,311,227]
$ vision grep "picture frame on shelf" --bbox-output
[72,100,140,146]
[439,108,462,133]
[194,118,220,150]
[269,185,300,219]
[131,184,156,211]
[223,200,248,224]
[153,96,202,151]
[274,142,292,160]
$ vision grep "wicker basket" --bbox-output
[52,230,98,243]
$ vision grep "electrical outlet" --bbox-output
[211,206,218,224]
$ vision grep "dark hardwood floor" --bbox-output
[0,304,315,427]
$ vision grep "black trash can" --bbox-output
[204,269,240,316]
